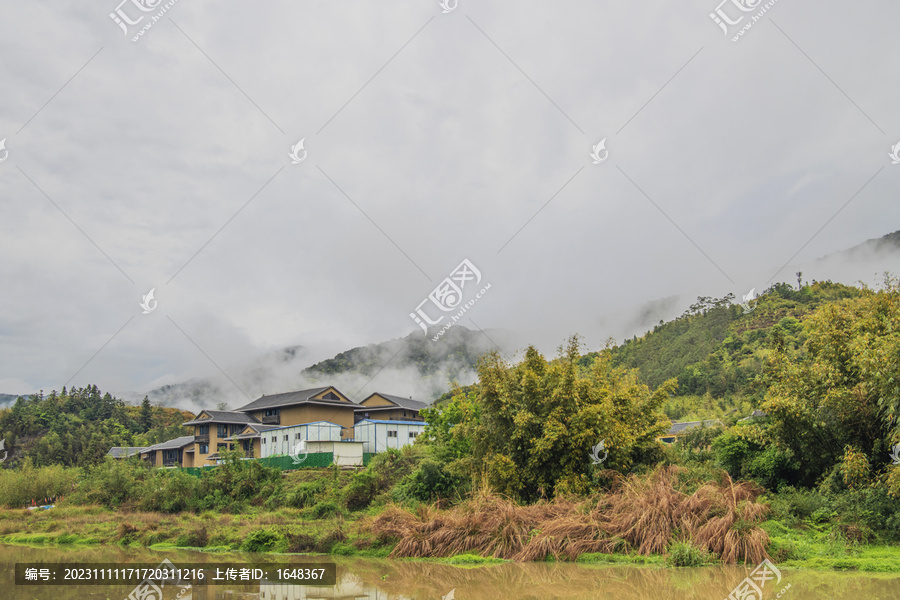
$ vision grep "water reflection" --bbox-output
[1,544,898,600]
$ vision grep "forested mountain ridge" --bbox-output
[0,386,192,468]
[580,280,862,421]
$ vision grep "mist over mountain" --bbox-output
[802,229,900,288]
[0,394,22,409]
[134,326,517,413]
[5,230,898,414]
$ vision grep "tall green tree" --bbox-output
[451,336,674,501]
[762,277,900,487]
[139,396,153,433]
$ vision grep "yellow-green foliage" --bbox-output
[763,278,900,487]
[0,458,76,507]
[457,336,674,502]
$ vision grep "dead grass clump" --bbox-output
[368,466,772,563]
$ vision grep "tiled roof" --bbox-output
[142,435,195,451]
[235,387,351,412]
[183,410,261,426]
[355,419,428,426]
[667,420,721,435]
[107,446,146,458]
[360,393,429,411]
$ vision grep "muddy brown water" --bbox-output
[1,544,898,600]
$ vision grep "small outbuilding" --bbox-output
[353,419,425,454]
[259,421,344,458]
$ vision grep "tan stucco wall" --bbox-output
[311,387,351,402]
[191,422,245,464]
[360,394,394,407]
[248,404,356,437]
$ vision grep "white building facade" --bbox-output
[353,419,425,454]
[260,421,343,458]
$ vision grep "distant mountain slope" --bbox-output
[302,326,515,400]
[140,326,514,411]
[0,394,23,408]
[821,229,900,260]
[583,281,861,403]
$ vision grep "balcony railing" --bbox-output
[261,415,280,425]
[195,434,209,444]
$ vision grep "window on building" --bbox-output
[199,444,209,454]
[198,425,209,435]
[164,450,178,463]
[265,408,279,417]
[271,436,277,443]
[261,438,266,445]
[295,433,302,439]
[387,430,397,438]
[323,391,339,400]
[217,424,227,437]
[409,432,418,439]
[284,435,288,442]
[217,443,227,451]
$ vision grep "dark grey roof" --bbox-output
[359,393,429,411]
[142,436,195,451]
[183,410,261,426]
[234,424,282,438]
[243,423,281,432]
[667,420,721,435]
[107,446,146,458]
[235,387,352,412]
[739,409,768,422]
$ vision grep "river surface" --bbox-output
[1,544,898,600]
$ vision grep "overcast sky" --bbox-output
[1,0,898,401]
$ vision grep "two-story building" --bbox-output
[182,410,263,464]
[130,386,428,466]
[234,386,358,440]
[354,392,428,423]
[140,435,196,467]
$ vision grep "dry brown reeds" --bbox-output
[368,466,771,564]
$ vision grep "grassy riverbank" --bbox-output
[1,505,899,572]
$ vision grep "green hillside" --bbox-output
[303,325,506,385]
[581,281,861,422]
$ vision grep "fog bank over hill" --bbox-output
[4,230,898,413]
[133,326,518,413]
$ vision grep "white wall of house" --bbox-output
[260,421,342,458]
[305,441,364,466]
[353,419,425,454]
